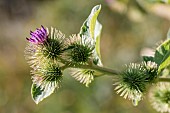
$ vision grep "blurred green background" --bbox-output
[0,0,170,113]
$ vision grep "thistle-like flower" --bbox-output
[114,63,148,106]
[65,34,102,86]
[149,83,170,113]
[25,26,67,104]
[41,28,66,61]
[25,27,66,68]
[32,63,63,86]
[71,69,94,87]
[65,34,95,65]
[31,63,63,104]
[26,25,48,44]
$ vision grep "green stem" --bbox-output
[158,77,170,82]
[60,58,170,82]
[79,64,120,76]
[58,56,120,76]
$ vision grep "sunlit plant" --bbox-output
[25,5,170,113]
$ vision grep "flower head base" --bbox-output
[70,44,92,63]
[149,83,170,113]
[65,34,95,65]
[41,28,66,60]
[26,25,48,44]
[32,63,63,87]
[41,63,63,82]
[114,63,148,106]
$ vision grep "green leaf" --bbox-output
[79,5,102,65]
[31,84,43,101]
[158,55,170,74]
[142,56,154,62]
[154,39,170,74]
[31,83,56,104]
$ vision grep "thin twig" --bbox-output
[158,77,170,82]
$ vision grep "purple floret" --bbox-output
[26,25,48,44]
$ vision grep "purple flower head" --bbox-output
[26,25,48,44]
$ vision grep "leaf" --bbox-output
[31,84,43,102]
[31,82,57,104]
[158,55,170,74]
[94,21,102,59]
[154,39,170,74]
[80,5,101,38]
[79,5,102,65]
[167,28,170,39]
[142,56,154,62]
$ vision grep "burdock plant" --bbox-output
[25,5,170,113]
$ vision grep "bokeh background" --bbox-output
[0,0,170,113]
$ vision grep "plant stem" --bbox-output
[76,64,170,82]
[79,64,120,76]
[59,56,120,76]
[158,77,170,82]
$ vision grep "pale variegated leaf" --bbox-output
[79,5,102,65]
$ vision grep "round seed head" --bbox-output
[65,34,95,65]
[114,63,148,106]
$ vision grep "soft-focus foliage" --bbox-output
[1,0,170,113]
[149,83,170,113]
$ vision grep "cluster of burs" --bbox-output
[25,5,170,113]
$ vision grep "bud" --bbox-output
[114,63,148,106]
[149,83,170,113]
[65,34,95,65]
[42,27,66,60]
[31,63,63,88]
